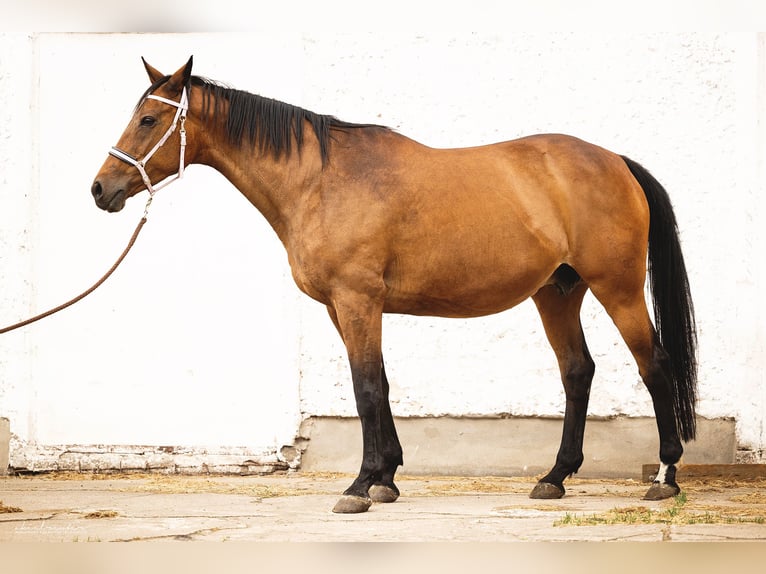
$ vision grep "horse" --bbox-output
[91,57,697,513]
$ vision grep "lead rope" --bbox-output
[0,197,152,335]
[2,86,187,335]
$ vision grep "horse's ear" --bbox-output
[166,56,194,92]
[142,57,165,84]
[182,56,194,84]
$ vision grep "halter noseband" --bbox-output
[109,87,189,197]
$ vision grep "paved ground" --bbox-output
[1,472,765,542]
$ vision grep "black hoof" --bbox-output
[643,482,680,501]
[332,495,372,514]
[369,484,400,503]
[530,481,565,499]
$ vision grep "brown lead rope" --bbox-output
[0,216,148,335]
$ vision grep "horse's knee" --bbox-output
[352,385,383,418]
[562,356,595,399]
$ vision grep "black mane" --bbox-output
[138,75,388,165]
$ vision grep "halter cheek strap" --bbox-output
[109,87,189,197]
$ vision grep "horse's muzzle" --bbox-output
[91,180,126,212]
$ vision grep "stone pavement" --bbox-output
[1,472,765,542]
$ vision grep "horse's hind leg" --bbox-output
[530,281,595,499]
[589,282,684,500]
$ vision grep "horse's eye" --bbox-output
[140,116,157,127]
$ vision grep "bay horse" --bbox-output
[91,57,697,513]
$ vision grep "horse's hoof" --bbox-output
[643,482,680,501]
[332,495,372,514]
[529,482,565,499]
[369,484,399,503]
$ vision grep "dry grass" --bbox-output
[410,476,536,496]
[729,491,766,505]
[555,491,766,527]
[403,475,648,497]
[83,510,119,519]
[556,506,656,526]
[38,471,180,481]
[31,470,335,497]
[0,501,23,514]
[682,477,766,492]
[121,475,333,498]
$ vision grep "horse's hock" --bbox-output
[298,416,737,478]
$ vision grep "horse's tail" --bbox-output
[621,155,698,442]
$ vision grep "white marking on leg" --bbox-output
[654,462,669,483]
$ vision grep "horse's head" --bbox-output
[91,57,194,212]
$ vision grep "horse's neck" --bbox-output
[199,135,321,245]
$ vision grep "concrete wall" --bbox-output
[1,32,764,472]
[299,417,738,479]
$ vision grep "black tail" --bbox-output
[622,155,698,442]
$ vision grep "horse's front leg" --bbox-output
[326,300,403,514]
[367,358,403,503]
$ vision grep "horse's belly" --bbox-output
[383,290,532,318]
[382,257,556,318]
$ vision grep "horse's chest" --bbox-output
[286,244,347,305]
[288,257,329,303]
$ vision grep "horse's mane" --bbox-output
[137,75,388,165]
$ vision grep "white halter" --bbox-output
[109,87,189,197]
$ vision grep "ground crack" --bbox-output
[113,522,249,542]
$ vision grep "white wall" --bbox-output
[1,32,764,466]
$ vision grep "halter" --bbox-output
[109,87,189,197]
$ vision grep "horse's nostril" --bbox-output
[91,181,103,198]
